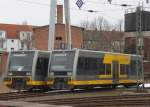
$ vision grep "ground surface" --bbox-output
[0,83,10,93]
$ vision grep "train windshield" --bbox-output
[9,52,34,72]
[50,51,75,72]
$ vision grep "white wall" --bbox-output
[0,30,32,51]
[6,39,21,52]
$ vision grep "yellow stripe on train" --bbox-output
[104,54,131,64]
[68,80,113,85]
[4,81,12,85]
[47,80,54,85]
[119,79,137,84]
[26,80,47,86]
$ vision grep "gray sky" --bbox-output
[0,0,150,26]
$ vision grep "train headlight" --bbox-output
[67,72,72,76]
[8,72,12,76]
[26,72,31,76]
[50,72,54,76]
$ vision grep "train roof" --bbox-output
[10,50,51,53]
[78,49,141,57]
[53,49,141,57]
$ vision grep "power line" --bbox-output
[17,0,126,13]
[16,0,128,22]
[16,0,49,6]
[84,0,136,7]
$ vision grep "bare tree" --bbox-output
[80,20,90,29]
[114,19,124,32]
[22,20,28,25]
[96,16,104,31]
[80,16,112,31]
[89,18,97,30]
[20,31,33,50]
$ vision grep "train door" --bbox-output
[34,52,50,84]
[112,61,119,84]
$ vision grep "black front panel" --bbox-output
[9,71,28,76]
[8,52,34,72]
[54,72,67,76]
[50,51,75,74]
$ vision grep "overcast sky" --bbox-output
[0,0,150,26]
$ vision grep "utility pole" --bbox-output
[48,0,57,51]
[136,5,144,56]
[136,2,144,90]
[64,0,72,50]
[48,0,72,50]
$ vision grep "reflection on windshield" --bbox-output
[50,52,75,71]
[9,52,34,72]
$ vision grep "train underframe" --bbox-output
[4,76,51,91]
[51,76,142,90]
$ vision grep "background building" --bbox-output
[33,24,84,50]
[0,23,33,52]
[83,30,124,52]
[0,23,33,75]
[124,9,150,82]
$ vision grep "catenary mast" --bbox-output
[48,0,72,51]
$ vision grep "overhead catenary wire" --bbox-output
[83,0,136,7]
[16,0,126,13]
[16,0,50,6]
[16,0,126,25]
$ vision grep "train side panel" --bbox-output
[68,50,143,88]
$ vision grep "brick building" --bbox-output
[0,23,33,51]
[33,24,84,50]
[33,4,84,50]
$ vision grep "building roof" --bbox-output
[33,23,84,30]
[0,23,33,39]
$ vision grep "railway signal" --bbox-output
[108,0,112,4]
[76,0,84,9]
[146,0,149,3]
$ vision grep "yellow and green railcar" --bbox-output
[49,49,143,90]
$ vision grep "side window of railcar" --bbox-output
[98,59,111,75]
[105,64,111,75]
[99,58,105,75]
[120,64,126,75]
[126,65,130,75]
[77,57,99,75]
[77,57,86,75]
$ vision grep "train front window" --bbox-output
[50,51,75,72]
[9,52,34,72]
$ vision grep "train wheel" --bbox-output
[112,85,117,89]
[68,86,75,91]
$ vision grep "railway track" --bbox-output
[0,87,133,100]
[0,90,70,100]
[0,88,149,107]
[28,94,150,107]
[0,88,122,100]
